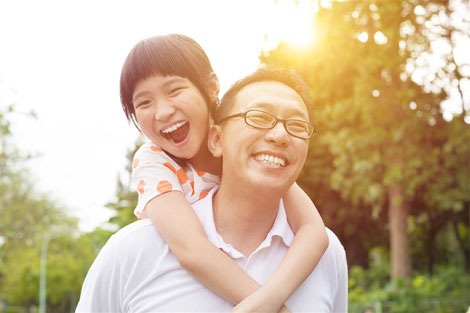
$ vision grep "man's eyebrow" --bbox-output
[132,77,188,103]
[250,101,308,118]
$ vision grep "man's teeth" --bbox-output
[254,154,286,167]
[162,121,187,134]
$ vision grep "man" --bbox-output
[76,67,348,312]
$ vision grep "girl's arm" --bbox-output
[146,190,266,304]
[234,182,329,311]
[133,144,280,310]
[148,182,327,313]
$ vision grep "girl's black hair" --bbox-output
[120,34,216,129]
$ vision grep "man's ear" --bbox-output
[208,72,220,103]
[208,125,223,157]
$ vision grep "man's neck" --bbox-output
[212,180,282,257]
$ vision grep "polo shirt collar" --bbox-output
[194,187,294,259]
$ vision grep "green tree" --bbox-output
[2,233,103,313]
[0,103,110,312]
[106,140,142,229]
[261,0,470,280]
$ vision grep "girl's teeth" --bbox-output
[162,121,187,134]
[254,154,286,167]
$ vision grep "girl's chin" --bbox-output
[164,134,195,158]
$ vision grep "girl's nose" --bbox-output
[154,101,176,121]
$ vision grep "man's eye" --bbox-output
[252,116,270,123]
[249,113,272,124]
[288,121,308,132]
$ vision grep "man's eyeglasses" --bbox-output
[217,110,315,140]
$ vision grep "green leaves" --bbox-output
[0,103,107,312]
[105,140,142,229]
[263,0,470,283]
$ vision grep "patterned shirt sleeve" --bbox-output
[131,143,184,219]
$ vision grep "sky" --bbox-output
[0,0,317,232]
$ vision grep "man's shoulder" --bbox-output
[106,219,165,252]
[324,228,347,271]
[325,228,344,250]
[108,189,216,253]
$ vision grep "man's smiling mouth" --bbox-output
[254,153,287,167]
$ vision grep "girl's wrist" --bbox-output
[270,278,295,300]
[256,284,285,310]
[279,304,292,313]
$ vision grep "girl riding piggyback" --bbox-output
[120,34,328,313]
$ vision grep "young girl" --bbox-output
[120,34,329,313]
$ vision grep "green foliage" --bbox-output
[349,265,470,313]
[80,227,115,255]
[0,232,111,313]
[106,140,142,229]
[348,250,470,313]
[106,178,138,229]
[349,247,391,291]
[0,103,113,312]
[263,0,470,278]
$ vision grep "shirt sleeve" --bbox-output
[131,143,184,219]
[75,238,123,313]
[332,236,348,313]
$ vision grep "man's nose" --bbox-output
[154,101,176,121]
[264,122,289,146]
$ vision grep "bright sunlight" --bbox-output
[263,0,317,50]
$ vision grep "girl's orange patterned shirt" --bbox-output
[131,142,220,219]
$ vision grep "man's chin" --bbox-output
[246,174,293,195]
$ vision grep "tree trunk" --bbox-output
[427,225,436,277]
[388,183,412,280]
[452,217,470,274]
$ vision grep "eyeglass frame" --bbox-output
[216,109,315,140]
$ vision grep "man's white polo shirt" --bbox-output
[76,187,348,313]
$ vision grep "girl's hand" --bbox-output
[230,289,291,313]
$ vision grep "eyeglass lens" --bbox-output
[245,110,312,139]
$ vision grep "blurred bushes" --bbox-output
[349,248,470,313]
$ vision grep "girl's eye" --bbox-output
[136,100,151,108]
[169,87,184,95]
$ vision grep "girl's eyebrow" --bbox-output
[133,90,149,103]
[162,77,187,87]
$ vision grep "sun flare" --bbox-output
[264,0,317,50]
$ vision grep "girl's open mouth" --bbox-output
[161,121,190,144]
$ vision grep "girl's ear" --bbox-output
[208,72,220,103]
[208,125,223,158]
